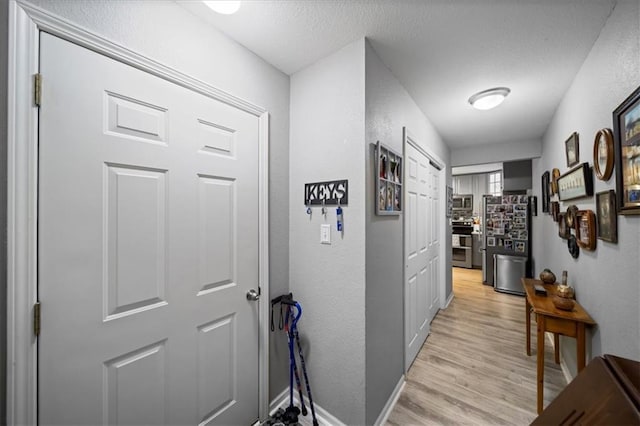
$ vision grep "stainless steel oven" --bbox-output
[452,219,473,268]
[452,234,473,268]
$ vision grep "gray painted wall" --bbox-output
[13,0,291,401]
[289,39,367,425]
[532,0,640,376]
[451,138,541,166]
[364,40,452,424]
[1,1,8,423]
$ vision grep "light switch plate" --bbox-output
[320,224,331,244]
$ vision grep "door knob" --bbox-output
[246,289,260,301]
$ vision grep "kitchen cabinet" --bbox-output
[453,173,488,216]
[453,175,473,195]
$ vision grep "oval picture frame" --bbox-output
[565,205,578,228]
[593,128,614,181]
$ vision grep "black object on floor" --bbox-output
[271,293,320,426]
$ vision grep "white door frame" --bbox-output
[402,128,447,372]
[6,2,270,424]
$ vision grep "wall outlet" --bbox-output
[320,224,331,244]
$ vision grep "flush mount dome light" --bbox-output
[468,87,511,110]
[203,0,241,15]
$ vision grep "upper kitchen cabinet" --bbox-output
[453,173,488,216]
[453,175,473,194]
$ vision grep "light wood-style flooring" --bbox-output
[386,268,567,425]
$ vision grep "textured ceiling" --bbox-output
[178,0,617,149]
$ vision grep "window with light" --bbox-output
[489,171,502,196]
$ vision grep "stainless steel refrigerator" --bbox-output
[482,195,531,295]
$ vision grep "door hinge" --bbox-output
[33,302,41,337]
[34,73,42,107]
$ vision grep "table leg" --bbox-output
[577,323,586,372]
[554,333,560,364]
[537,316,545,414]
[526,297,531,356]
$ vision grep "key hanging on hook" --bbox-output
[321,199,327,218]
[336,199,343,233]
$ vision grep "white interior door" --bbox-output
[427,166,440,323]
[38,33,260,425]
[404,140,431,370]
[404,130,442,371]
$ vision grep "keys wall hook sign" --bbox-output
[304,179,348,206]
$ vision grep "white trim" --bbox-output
[7,1,270,423]
[374,376,405,426]
[439,165,449,310]
[269,387,290,414]
[444,291,455,309]
[7,2,39,424]
[270,387,347,426]
[16,0,266,117]
[546,333,572,385]
[559,357,573,385]
[258,112,270,421]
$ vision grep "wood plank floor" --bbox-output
[386,268,567,425]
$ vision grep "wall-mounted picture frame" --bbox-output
[593,128,614,181]
[558,213,570,239]
[557,162,594,202]
[575,210,596,251]
[376,141,402,215]
[565,132,579,168]
[596,190,617,243]
[541,171,550,213]
[551,201,560,222]
[551,168,560,195]
[613,85,640,214]
[565,204,578,228]
[568,235,580,259]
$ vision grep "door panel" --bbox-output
[104,341,167,425]
[105,164,168,320]
[198,176,236,293]
[38,33,259,425]
[197,315,236,424]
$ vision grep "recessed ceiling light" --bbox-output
[468,87,511,110]
[203,1,241,15]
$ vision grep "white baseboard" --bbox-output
[374,375,405,426]
[269,387,290,413]
[545,333,572,385]
[559,356,573,384]
[444,292,454,309]
[269,387,346,426]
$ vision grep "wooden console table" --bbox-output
[522,278,596,414]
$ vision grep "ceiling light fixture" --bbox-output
[468,87,511,111]
[203,0,241,15]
